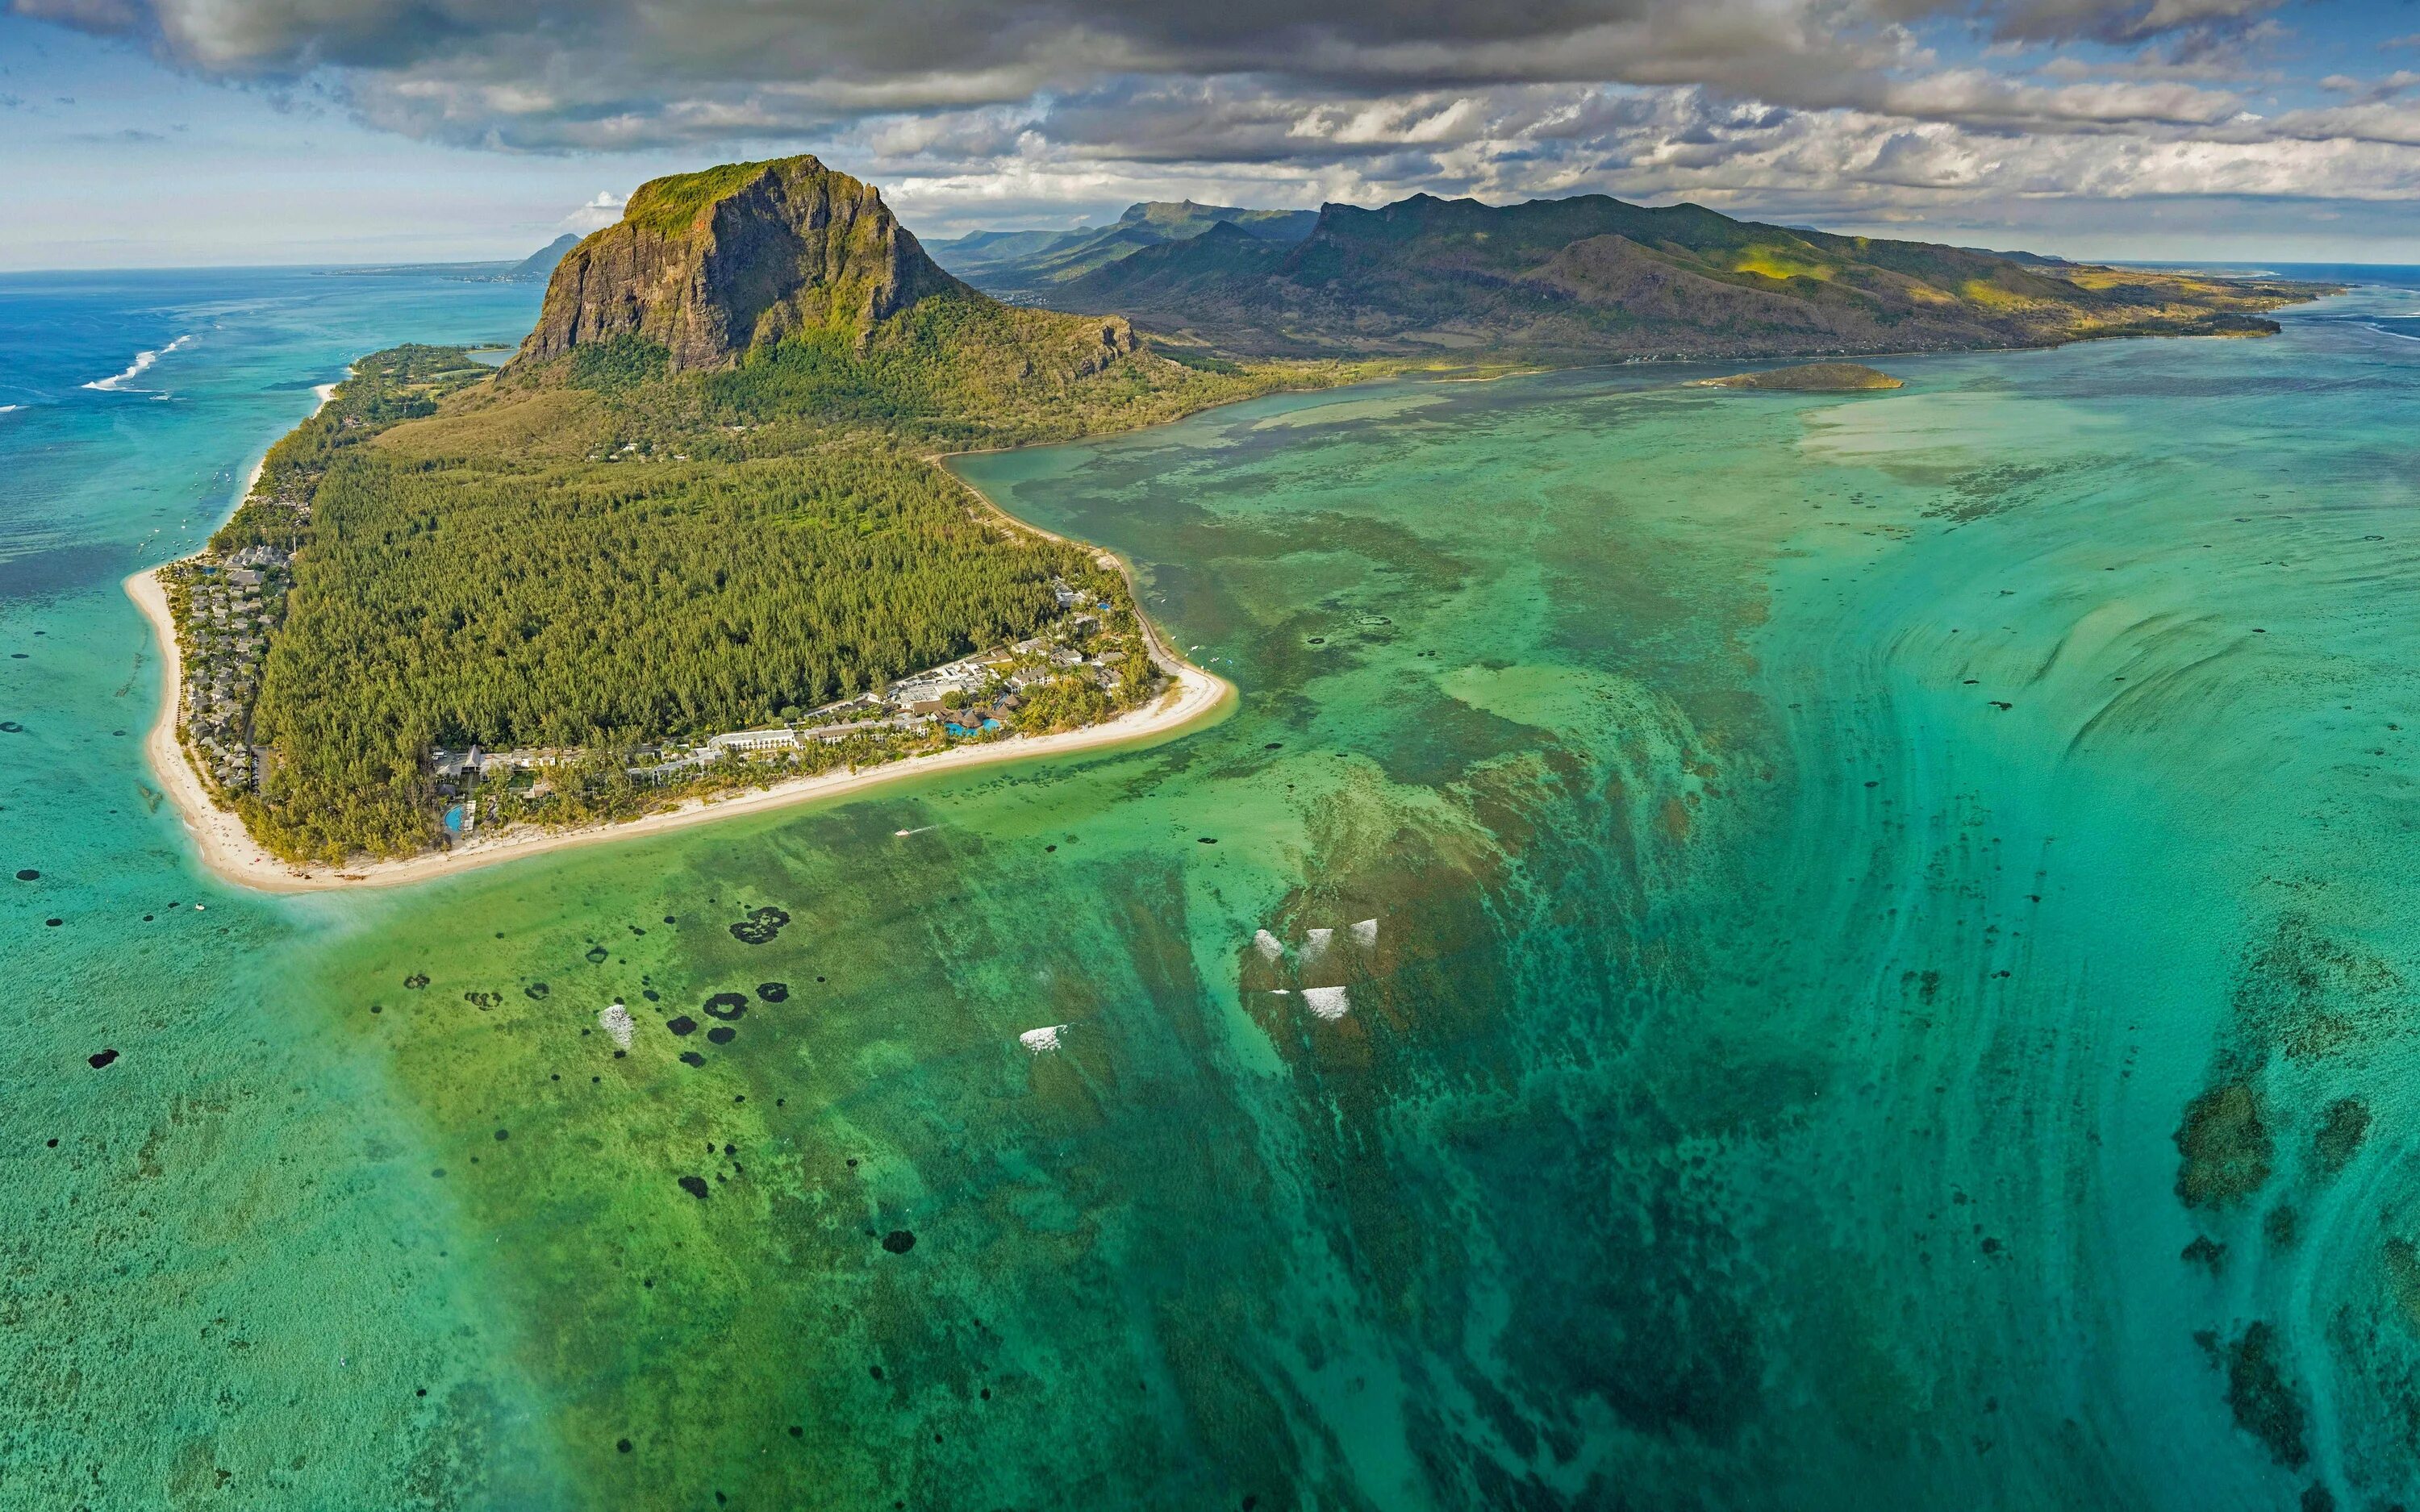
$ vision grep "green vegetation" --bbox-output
[1039,190,2335,361]
[567,334,670,393]
[213,344,492,556]
[623,159,786,234]
[240,438,1130,860]
[207,157,1333,864]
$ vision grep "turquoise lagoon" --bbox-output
[6,267,2420,1508]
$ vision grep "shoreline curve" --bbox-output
[128,549,1234,897]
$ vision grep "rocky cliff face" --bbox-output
[513,156,968,373]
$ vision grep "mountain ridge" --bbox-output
[1039,189,2330,360]
[928,200,1317,298]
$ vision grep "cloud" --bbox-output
[16,0,2420,251]
[6,0,2269,147]
[563,189,625,231]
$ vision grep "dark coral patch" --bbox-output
[678,1176,709,1200]
[88,1048,119,1069]
[2216,1321,2309,1468]
[585,945,609,964]
[756,981,788,1003]
[881,1229,916,1255]
[666,1016,698,1036]
[703,993,749,1021]
[464,990,502,1009]
[403,973,429,989]
[679,1051,706,1068]
[707,1026,736,1045]
[2314,1098,2371,1173]
[2175,1083,2272,1209]
[14,868,35,881]
[729,906,791,946]
[524,982,550,1001]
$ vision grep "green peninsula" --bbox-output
[175,156,1315,865]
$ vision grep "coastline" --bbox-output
[127,560,1233,895]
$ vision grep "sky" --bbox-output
[8,0,2420,269]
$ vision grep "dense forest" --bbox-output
[240,435,1121,859]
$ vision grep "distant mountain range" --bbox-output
[926,202,1318,302]
[936,191,2326,362]
[503,233,582,282]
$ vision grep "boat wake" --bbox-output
[85,334,192,393]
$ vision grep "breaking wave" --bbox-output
[85,334,192,393]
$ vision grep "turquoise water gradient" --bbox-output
[9,268,2420,1506]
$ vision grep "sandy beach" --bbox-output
[126,563,1233,895]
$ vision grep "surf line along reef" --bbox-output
[124,157,1312,890]
[127,153,2330,891]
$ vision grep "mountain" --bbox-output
[502,233,582,282]
[928,200,1318,301]
[515,156,983,373]
[1049,191,2328,360]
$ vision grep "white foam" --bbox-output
[1020,1023,1068,1053]
[0,405,19,415]
[599,1002,634,1049]
[85,334,191,392]
[1302,927,1333,963]
[1351,918,1378,948]
[1302,985,1350,1020]
[1254,928,1283,961]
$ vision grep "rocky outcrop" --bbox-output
[512,156,969,373]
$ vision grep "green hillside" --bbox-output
[1051,190,2333,359]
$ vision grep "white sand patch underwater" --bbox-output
[1302,986,1350,1021]
[1020,1024,1069,1053]
[1254,929,1283,960]
[1302,927,1333,963]
[598,1002,634,1049]
[1351,918,1378,948]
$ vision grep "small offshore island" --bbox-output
[134,154,2334,888]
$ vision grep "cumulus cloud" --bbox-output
[14,0,2420,245]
